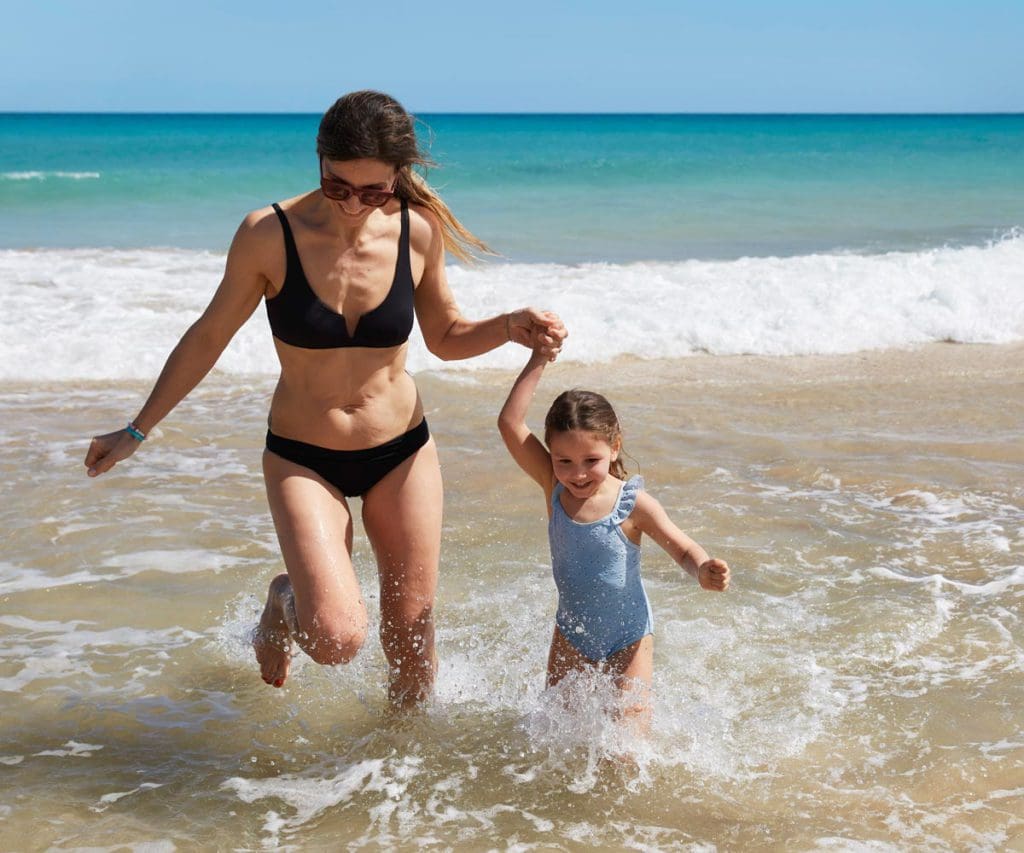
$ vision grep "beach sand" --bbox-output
[1,342,1021,849]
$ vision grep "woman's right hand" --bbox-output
[509,308,567,361]
[85,429,142,477]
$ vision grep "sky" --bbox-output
[2,0,1022,113]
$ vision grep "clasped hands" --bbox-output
[509,308,567,361]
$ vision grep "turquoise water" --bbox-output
[2,113,1022,261]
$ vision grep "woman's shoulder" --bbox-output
[233,200,281,242]
[231,194,314,253]
[405,201,444,257]
[222,198,303,277]
[240,193,310,231]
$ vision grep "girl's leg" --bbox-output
[255,449,370,687]
[605,634,654,732]
[360,437,443,710]
[547,630,652,740]
[546,625,596,687]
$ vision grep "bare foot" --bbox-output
[253,573,295,688]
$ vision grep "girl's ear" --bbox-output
[610,437,622,461]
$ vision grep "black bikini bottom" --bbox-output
[265,419,429,497]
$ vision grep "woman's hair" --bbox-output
[544,390,628,479]
[317,90,491,262]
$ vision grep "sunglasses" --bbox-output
[319,159,397,207]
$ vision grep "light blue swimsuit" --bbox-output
[549,476,654,660]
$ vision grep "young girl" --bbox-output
[498,349,730,723]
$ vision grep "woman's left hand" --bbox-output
[509,308,567,360]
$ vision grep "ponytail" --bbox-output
[395,168,493,263]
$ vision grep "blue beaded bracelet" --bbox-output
[125,422,146,442]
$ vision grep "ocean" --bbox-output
[1,113,1022,850]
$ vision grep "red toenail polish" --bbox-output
[274,679,283,687]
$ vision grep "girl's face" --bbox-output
[548,429,620,499]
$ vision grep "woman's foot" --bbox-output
[253,573,295,688]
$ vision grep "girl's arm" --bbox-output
[631,492,730,591]
[85,210,273,477]
[497,351,556,493]
[412,207,566,361]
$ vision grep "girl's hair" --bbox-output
[317,90,491,262]
[544,389,628,479]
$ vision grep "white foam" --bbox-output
[101,549,247,575]
[1,170,101,180]
[810,839,901,851]
[0,551,249,594]
[2,234,1021,380]
[92,782,164,810]
[0,615,203,693]
[222,758,389,830]
[851,487,1020,566]
[868,564,1024,597]
[33,740,104,758]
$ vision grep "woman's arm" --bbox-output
[412,208,566,361]
[631,492,730,591]
[85,211,273,477]
[497,351,556,493]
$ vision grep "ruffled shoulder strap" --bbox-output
[611,476,644,524]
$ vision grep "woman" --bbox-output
[84,91,566,709]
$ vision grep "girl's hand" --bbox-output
[85,429,142,477]
[509,308,567,361]
[697,558,730,591]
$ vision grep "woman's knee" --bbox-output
[298,614,368,665]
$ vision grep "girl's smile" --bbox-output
[548,429,620,500]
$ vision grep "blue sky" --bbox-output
[3,0,1022,112]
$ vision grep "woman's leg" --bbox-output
[254,449,370,687]
[360,437,443,710]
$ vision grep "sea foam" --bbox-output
[2,234,1021,381]
[2,171,101,180]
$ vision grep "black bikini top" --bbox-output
[265,201,415,349]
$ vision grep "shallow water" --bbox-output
[1,344,1022,850]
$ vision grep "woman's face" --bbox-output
[319,157,398,217]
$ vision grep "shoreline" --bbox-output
[4,340,1021,397]
[494,339,1024,386]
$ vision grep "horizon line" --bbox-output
[2,109,1023,117]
